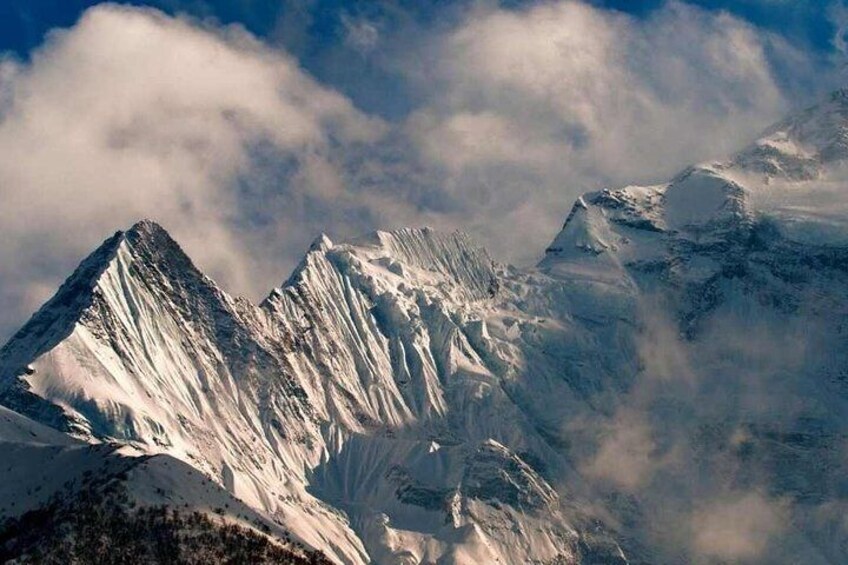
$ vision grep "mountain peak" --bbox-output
[309,233,334,252]
[0,219,204,389]
[125,218,170,240]
[119,219,201,283]
[729,86,848,181]
[122,219,193,263]
[0,229,125,375]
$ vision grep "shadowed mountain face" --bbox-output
[3,91,848,564]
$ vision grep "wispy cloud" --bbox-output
[341,13,380,55]
[692,492,790,561]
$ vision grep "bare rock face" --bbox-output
[461,439,558,511]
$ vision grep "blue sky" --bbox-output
[1,1,839,54]
[0,0,842,118]
[0,0,845,339]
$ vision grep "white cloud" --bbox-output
[0,0,828,340]
[692,492,789,561]
[341,13,380,55]
[406,0,797,262]
[0,5,838,558]
[830,1,848,56]
[581,409,660,491]
[0,4,385,337]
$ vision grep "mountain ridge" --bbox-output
[4,88,848,563]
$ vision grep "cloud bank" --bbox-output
[0,0,832,340]
[406,0,802,260]
[0,4,385,335]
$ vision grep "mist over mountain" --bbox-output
[2,88,848,563]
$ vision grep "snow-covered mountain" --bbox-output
[3,89,848,564]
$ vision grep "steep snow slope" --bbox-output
[1,221,621,564]
[537,90,848,563]
[0,221,370,564]
[0,405,324,564]
[0,404,74,446]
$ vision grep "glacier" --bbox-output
[3,89,848,563]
